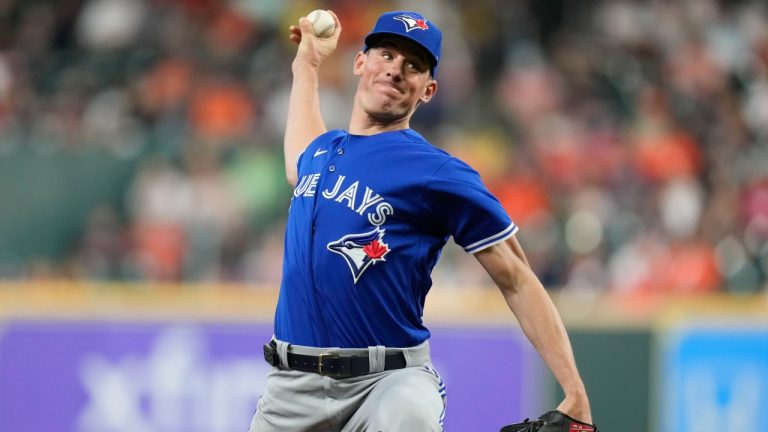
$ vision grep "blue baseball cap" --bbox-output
[363,11,442,75]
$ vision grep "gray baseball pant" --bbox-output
[249,340,447,431]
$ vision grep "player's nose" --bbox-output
[385,59,404,81]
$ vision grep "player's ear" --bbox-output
[353,51,366,76]
[420,79,437,104]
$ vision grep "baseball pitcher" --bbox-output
[249,9,596,432]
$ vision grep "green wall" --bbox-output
[0,149,136,261]
[550,328,652,432]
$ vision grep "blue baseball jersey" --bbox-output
[275,129,517,348]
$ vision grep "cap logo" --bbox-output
[393,14,429,32]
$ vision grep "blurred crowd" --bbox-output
[1,0,767,294]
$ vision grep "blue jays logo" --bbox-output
[327,227,390,283]
[394,14,429,32]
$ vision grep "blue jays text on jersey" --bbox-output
[292,171,394,226]
[275,129,518,348]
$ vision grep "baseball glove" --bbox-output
[500,410,598,432]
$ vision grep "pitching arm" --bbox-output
[474,235,592,423]
[284,11,341,186]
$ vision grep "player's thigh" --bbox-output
[343,365,446,432]
[249,368,331,432]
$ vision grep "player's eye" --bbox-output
[406,60,426,73]
[381,51,393,60]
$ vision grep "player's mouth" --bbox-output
[374,80,405,95]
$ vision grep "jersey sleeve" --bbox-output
[426,158,518,254]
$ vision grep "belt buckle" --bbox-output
[263,344,278,367]
[317,352,343,378]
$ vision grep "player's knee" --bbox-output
[371,408,440,431]
[389,404,441,431]
[375,394,441,431]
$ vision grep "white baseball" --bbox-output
[307,10,335,38]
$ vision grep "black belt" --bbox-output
[263,340,407,379]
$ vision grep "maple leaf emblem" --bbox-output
[363,240,388,260]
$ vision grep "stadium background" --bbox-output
[0,0,766,431]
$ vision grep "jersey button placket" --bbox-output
[328,147,343,171]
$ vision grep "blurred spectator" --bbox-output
[77,0,146,51]
[187,76,255,144]
[71,205,128,280]
[128,157,192,281]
